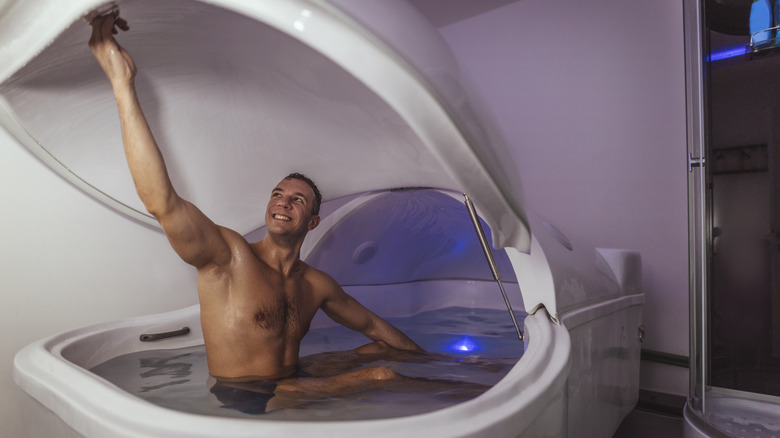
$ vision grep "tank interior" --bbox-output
[305,190,517,286]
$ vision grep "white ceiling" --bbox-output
[409,0,519,28]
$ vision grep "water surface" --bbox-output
[91,307,525,421]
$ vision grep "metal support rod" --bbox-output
[463,194,524,341]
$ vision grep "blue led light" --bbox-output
[446,335,480,354]
[709,46,748,62]
[451,239,467,254]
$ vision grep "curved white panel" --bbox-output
[0,0,530,252]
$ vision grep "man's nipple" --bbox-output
[253,308,267,328]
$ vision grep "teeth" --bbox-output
[274,214,291,221]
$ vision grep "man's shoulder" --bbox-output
[300,262,339,291]
[218,226,248,243]
[299,261,332,280]
[192,226,246,275]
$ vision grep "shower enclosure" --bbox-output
[684,0,780,436]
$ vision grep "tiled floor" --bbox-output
[613,408,684,438]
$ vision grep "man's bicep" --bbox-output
[156,198,231,269]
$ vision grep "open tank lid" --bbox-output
[0,0,530,252]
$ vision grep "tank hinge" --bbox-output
[688,153,705,172]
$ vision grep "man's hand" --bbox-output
[88,14,134,89]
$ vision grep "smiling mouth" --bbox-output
[273,214,292,221]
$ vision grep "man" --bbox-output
[88,13,421,406]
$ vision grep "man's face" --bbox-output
[265,178,320,236]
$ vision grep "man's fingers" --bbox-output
[88,14,129,51]
[109,17,129,35]
[115,17,130,32]
[88,16,106,50]
[88,15,111,42]
[101,14,117,36]
[90,14,120,37]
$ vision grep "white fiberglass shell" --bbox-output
[13,190,644,437]
[15,302,571,438]
[0,0,547,309]
[0,0,528,252]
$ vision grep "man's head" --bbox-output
[265,173,322,238]
[284,173,321,216]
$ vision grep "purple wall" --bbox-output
[439,0,690,395]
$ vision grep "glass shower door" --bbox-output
[685,0,780,436]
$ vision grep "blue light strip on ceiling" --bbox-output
[709,46,748,62]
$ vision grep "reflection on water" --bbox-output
[91,307,525,421]
[138,353,193,393]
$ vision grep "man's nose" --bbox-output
[277,196,291,208]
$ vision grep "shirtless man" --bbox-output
[87,13,421,403]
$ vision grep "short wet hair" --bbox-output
[284,172,322,215]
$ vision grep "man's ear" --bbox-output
[308,215,321,230]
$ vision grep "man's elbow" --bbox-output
[140,191,180,221]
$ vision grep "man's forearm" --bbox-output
[89,14,177,219]
[113,83,178,217]
[370,319,423,352]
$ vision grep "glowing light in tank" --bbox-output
[451,239,467,254]
[447,336,480,354]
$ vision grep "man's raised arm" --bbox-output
[88,15,230,269]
